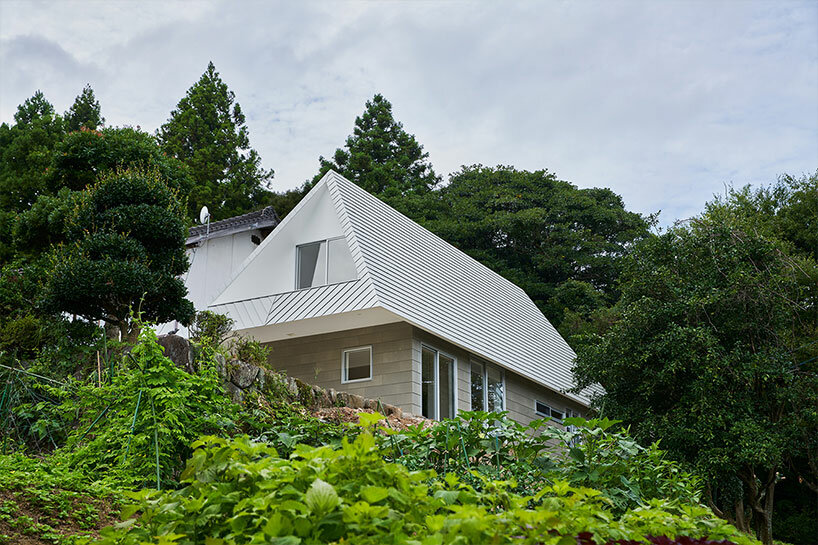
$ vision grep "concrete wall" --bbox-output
[505,371,587,427]
[264,322,420,415]
[265,321,587,424]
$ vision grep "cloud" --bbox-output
[0,0,815,223]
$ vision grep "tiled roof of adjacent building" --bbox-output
[186,206,279,246]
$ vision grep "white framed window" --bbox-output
[534,401,565,422]
[296,236,357,290]
[421,345,457,420]
[470,359,505,412]
[341,346,372,383]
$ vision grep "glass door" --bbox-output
[421,346,456,420]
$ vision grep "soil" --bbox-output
[0,487,117,545]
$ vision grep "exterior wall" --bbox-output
[264,322,420,415]
[214,183,348,304]
[504,371,587,428]
[263,321,587,425]
[186,230,263,312]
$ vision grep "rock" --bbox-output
[328,388,337,404]
[157,334,193,372]
[383,404,401,418]
[229,360,261,389]
[348,394,364,409]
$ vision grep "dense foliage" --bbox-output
[157,61,274,220]
[428,165,651,327]
[572,201,818,543]
[95,432,755,545]
[64,84,104,132]
[44,169,194,339]
[390,412,701,513]
[0,453,119,544]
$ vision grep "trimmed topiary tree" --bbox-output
[44,167,194,341]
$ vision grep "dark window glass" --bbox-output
[471,362,484,411]
[344,348,371,381]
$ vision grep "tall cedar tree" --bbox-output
[310,93,441,217]
[572,195,818,543]
[157,62,273,220]
[44,168,194,342]
[428,165,650,327]
[0,91,65,261]
[64,84,104,131]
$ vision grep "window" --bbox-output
[296,237,356,289]
[342,346,372,383]
[470,360,504,412]
[421,346,457,420]
[534,401,564,422]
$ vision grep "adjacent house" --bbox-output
[159,206,279,336]
[202,171,593,423]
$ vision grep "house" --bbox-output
[159,206,279,336]
[206,171,593,424]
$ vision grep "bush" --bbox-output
[189,310,234,345]
[62,325,238,488]
[388,411,702,513]
[95,433,757,545]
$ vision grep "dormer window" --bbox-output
[296,236,357,289]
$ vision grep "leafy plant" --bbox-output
[94,432,757,545]
[189,310,234,345]
[228,334,270,367]
[387,412,701,513]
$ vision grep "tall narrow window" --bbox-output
[296,241,326,289]
[470,360,505,412]
[420,346,456,420]
[421,347,435,418]
[470,362,484,411]
[296,237,356,290]
[487,365,504,412]
[439,354,455,419]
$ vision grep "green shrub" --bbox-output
[95,433,757,545]
[62,325,239,488]
[388,411,701,513]
[189,310,234,345]
[228,335,270,367]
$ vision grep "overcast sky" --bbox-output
[1,0,816,223]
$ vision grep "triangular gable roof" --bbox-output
[211,171,592,405]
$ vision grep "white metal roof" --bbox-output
[210,171,593,405]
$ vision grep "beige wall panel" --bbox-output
[265,322,421,415]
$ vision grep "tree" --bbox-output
[0,91,65,213]
[428,165,650,327]
[157,61,273,220]
[310,93,441,216]
[13,90,55,125]
[44,168,194,341]
[65,84,104,131]
[572,208,818,543]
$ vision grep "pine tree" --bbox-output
[311,94,440,215]
[157,62,273,220]
[65,84,104,131]
[13,90,55,125]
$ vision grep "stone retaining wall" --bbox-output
[157,334,407,419]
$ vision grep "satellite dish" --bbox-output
[199,206,210,225]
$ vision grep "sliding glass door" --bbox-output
[421,346,456,420]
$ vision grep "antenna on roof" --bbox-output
[199,205,211,237]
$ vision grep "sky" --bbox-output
[1,0,816,224]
